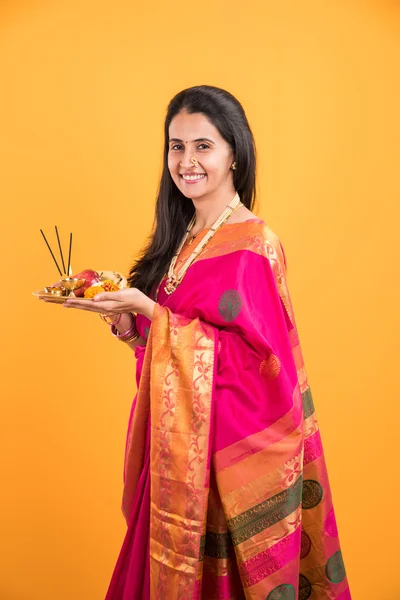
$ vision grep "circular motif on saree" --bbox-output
[299,575,312,600]
[326,550,346,584]
[260,354,281,380]
[218,289,242,322]
[267,584,296,600]
[325,508,338,537]
[302,479,323,509]
[300,530,312,559]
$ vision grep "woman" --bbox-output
[64,85,351,599]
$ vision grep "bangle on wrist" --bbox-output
[122,333,140,344]
[111,313,138,341]
[100,313,121,326]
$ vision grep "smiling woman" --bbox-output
[169,114,234,195]
[64,85,351,599]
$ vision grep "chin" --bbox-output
[187,189,209,199]
[178,187,208,200]
[174,175,211,199]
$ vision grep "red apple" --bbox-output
[70,269,102,296]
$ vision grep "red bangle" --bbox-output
[111,314,139,341]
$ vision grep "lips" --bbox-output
[180,173,206,182]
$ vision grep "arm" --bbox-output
[113,312,146,350]
[63,288,155,351]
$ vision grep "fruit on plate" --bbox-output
[49,269,127,297]
[68,269,101,296]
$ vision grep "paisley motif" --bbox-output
[302,480,323,509]
[260,353,281,380]
[267,583,296,600]
[218,289,242,322]
[326,550,346,584]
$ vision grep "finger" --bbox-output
[63,300,102,311]
[64,300,119,313]
[93,291,123,302]
[63,302,106,313]
[64,304,104,314]
[63,299,95,309]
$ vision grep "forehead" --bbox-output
[169,110,221,141]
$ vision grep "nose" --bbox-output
[179,148,197,169]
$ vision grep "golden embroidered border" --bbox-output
[148,305,216,600]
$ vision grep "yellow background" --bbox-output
[1,1,399,598]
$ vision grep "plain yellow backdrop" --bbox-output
[1,1,399,598]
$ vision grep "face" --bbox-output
[167,110,235,200]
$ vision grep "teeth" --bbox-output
[182,174,205,181]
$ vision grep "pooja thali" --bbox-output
[33,270,128,304]
[34,227,128,304]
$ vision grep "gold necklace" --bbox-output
[187,202,242,245]
[164,193,243,296]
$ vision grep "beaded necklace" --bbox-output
[188,200,243,245]
[162,193,243,297]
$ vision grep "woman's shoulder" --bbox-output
[201,216,284,267]
[225,216,287,271]
[229,207,281,243]
[231,215,282,249]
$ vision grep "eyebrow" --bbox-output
[169,137,216,144]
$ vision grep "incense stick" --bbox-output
[55,226,66,274]
[67,232,72,278]
[40,229,63,277]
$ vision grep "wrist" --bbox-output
[111,314,139,342]
[113,312,135,334]
[139,297,156,321]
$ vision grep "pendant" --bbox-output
[164,276,178,295]
[164,194,241,297]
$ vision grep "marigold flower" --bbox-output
[84,280,120,298]
[84,285,105,299]
[101,279,120,292]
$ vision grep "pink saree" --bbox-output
[105,220,351,600]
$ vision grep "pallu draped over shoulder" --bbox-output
[105,220,351,600]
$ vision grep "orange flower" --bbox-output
[84,284,105,298]
[83,280,120,298]
[101,279,120,292]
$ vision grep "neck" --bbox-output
[191,187,237,230]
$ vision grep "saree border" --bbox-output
[149,305,218,599]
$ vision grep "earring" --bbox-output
[231,162,237,170]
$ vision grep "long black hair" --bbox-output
[127,85,257,296]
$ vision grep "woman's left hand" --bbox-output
[62,287,156,321]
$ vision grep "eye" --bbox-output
[198,143,210,150]
[170,144,183,151]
